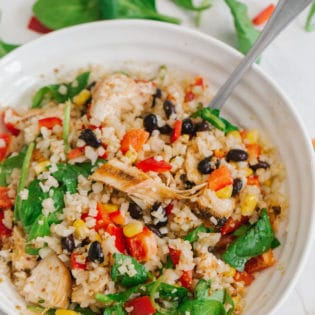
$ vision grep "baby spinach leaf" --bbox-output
[146,282,188,302]
[173,0,211,11]
[103,304,127,315]
[224,0,260,55]
[52,163,80,194]
[99,0,181,24]
[184,225,214,243]
[33,0,101,30]
[32,72,90,108]
[73,306,98,315]
[178,299,226,315]
[27,214,50,241]
[111,253,148,287]
[0,40,19,58]
[195,279,211,300]
[222,209,275,271]
[306,2,315,32]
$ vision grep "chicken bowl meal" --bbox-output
[0,20,314,315]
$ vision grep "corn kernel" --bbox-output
[73,89,91,108]
[90,232,102,243]
[229,162,238,169]
[56,310,78,315]
[227,130,241,140]
[241,194,258,216]
[264,179,272,187]
[245,129,259,144]
[73,219,89,239]
[245,167,253,177]
[123,222,143,238]
[102,203,119,213]
[223,266,236,278]
[125,150,137,163]
[232,296,241,308]
[216,185,233,199]
[34,160,50,175]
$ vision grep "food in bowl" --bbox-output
[0,66,286,315]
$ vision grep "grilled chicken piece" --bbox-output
[90,159,206,208]
[21,254,71,309]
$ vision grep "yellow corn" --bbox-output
[216,185,233,199]
[73,89,91,108]
[102,203,119,213]
[245,129,259,144]
[55,310,78,315]
[241,194,258,216]
[245,167,253,177]
[227,130,241,140]
[232,296,241,308]
[123,222,143,238]
[223,266,236,278]
[34,160,50,175]
[229,161,238,169]
[90,231,102,243]
[125,150,138,163]
[264,179,272,187]
[73,219,89,239]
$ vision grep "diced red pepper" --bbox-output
[67,147,84,160]
[247,175,260,187]
[125,296,156,315]
[252,4,275,26]
[168,247,181,266]
[179,270,193,290]
[0,134,11,162]
[1,110,20,136]
[0,187,12,209]
[165,203,174,216]
[120,129,149,154]
[27,16,52,34]
[136,157,172,173]
[109,210,125,225]
[234,270,255,286]
[170,120,182,143]
[208,165,233,191]
[245,249,276,274]
[126,227,157,263]
[194,76,204,87]
[0,210,12,237]
[106,223,127,254]
[184,91,195,102]
[221,216,248,236]
[38,117,62,129]
[95,203,113,232]
[246,144,261,160]
[70,253,87,270]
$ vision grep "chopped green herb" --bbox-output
[306,2,315,32]
[0,40,19,58]
[63,101,71,154]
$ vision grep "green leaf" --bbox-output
[146,282,188,302]
[52,163,79,194]
[33,0,101,30]
[232,223,250,237]
[111,253,148,287]
[184,225,213,243]
[0,40,19,58]
[173,0,212,11]
[178,299,227,315]
[271,237,281,249]
[32,72,90,108]
[224,0,260,55]
[99,0,181,24]
[103,304,127,315]
[27,214,50,241]
[195,279,211,300]
[73,306,98,315]
[222,209,275,271]
[306,2,315,32]
[63,101,71,154]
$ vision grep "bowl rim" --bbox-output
[0,19,314,315]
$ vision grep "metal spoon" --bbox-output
[209,0,313,110]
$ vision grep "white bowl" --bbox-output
[0,20,314,315]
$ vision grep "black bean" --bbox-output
[79,128,102,148]
[81,237,90,247]
[143,114,158,133]
[195,121,210,132]
[163,100,176,119]
[208,246,214,253]
[128,202,143,219]
[197,156,219,175]
[226,149,248,162]
[151,202,168,228]
[181,118,195,135]
[61,234,75,253]
[146,224,163,238]
[232,178,243,196]
[272,206,281,216]
[180,174,195,189]
[250,161,270,171]
[159,124,173,135]
[88,241,104,263]
[216,217,227,227]
[151,88,162,108]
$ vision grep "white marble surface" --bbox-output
[0,0,314,314]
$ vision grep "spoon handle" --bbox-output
[209,0,313,110]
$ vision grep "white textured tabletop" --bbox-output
[0,0,314,314]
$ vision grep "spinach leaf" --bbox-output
[195,279,211,300]
[146,282,188,302]
[0,40,19,58]
[222,209,275,271]
[0,147,27,186]
[111,253,148,287]
[306,2,315,32]
[103,304,127,315]
[27,214,50,241]
[73,306,98,315]
[271,237,281,249]
[33,0,101,30]
[99,0,181,24]
[184,225,214,243]
[52,163,80,194]
[224,0,260,55]
[173,0,211,11]
[32,72,90,108]
[178,299,226,315]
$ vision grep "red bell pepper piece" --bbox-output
[179,270,193,290]
[135,157,172,173]
[38,117,62,129]
[0,210,12,237]
[120,129,149,154]
[247,175,260,187]
[220,216,248,236]
[246,143,261,160]
[126,227,157,262]
[67,147,84,160]
[109,210,125,225]
[245,249,276,274]
[184,91,195,102]
[208,165,233,191]
[0,134,11,162]
[170,120,182,143]
[106,223,127,254]
[1,110,20,136]
[165,203,174,216]
[70,253,87,270]
[94,203,112,232]
[168,247,181,266]
[27,16,52,34]
[252,4,275,26]
[125,296,156,315]
[194,76,204,87]
[234,270,255,286]
[0,187,12,209]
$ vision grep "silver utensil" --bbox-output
[209,0,313,110]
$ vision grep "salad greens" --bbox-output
[305,2,315,32]
[222,209,275,271]
[184,225,214,243]
[0,40,19,58]
[173,0,212,11]
[63,101,72,154]
[32,71,90,108]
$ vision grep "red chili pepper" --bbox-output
[1,111,20,136]
[220,216,248,236]
[168,247,181,266]
[0,187,12,209]
[106,223,127,254]
[234,270,255,286]
[135,157,172,173]
[179,270,193,290]
[70,253,87,270]
[38,117,62,129]
[252,4,275,26]
[0,210,12,237]
[0,134,11,162]
[125,296,156,315]
[170,120,182,143]
[27,16,52,34]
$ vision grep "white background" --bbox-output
[0,0,314,314]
